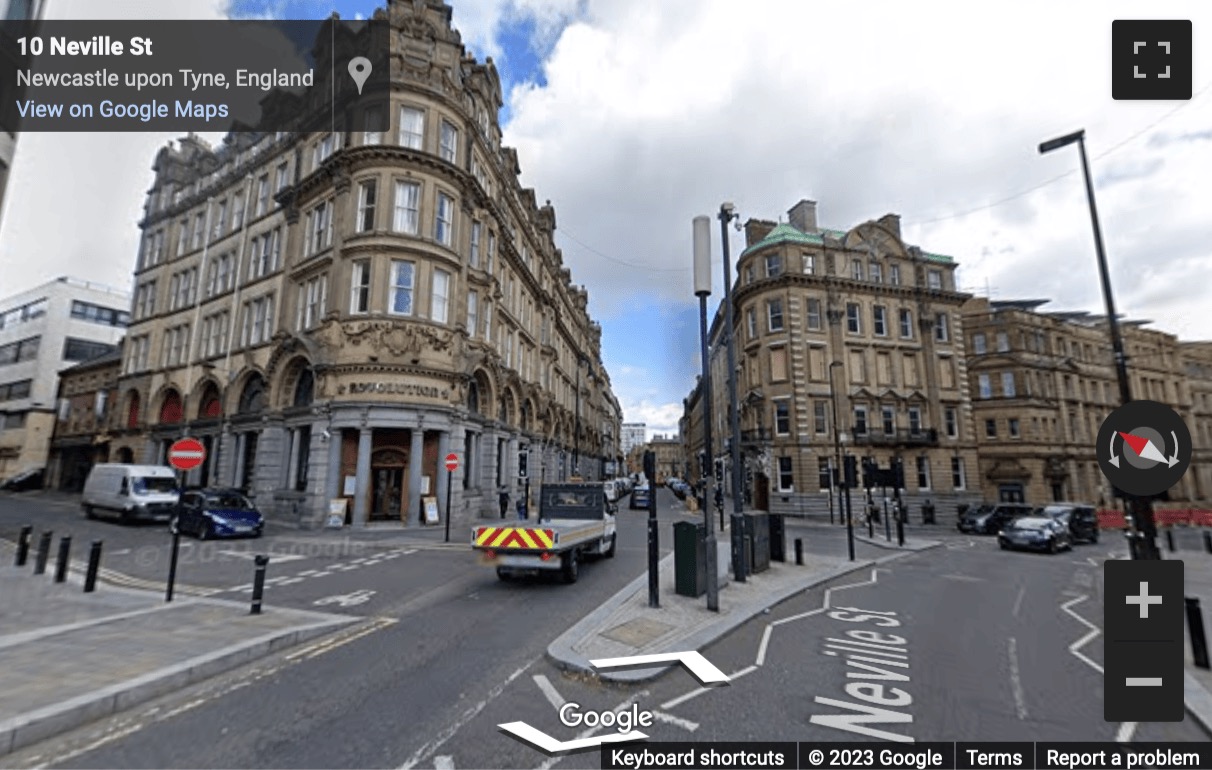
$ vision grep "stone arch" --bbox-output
[276,356,314,409]
[467,368,494,418]
[124,389,142,429]
[158,388,183,425]
[196,380,223,419]
[236,372,268,415]
[519,398,534,434]
[498,385,517,426]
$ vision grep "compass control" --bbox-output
[1096,400,1192,497]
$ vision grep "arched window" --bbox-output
[520,401,532,432]
[238,375,266,414]
[126,391,141,429]
[467,380,480,415]
[159,390,183,424]
[198,384,222,419]
[293,368,315,408]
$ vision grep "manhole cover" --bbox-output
[601,617,675,646]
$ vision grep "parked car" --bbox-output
[171,488,264,539]
[998,516,1072,553]
[1,467,44,492]
[630,484,651,510]
[82,464,179,523]
[958,502,1033,535]
[1036,503,1100,544]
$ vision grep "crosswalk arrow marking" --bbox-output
[590,650,731,686]
[496,722,646,755]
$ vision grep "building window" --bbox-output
[935,313,950,342]
[927,270,942,290]
[951,457,966,490]
[431,269,450,323]
[774,400,790,436]
[770,346,788,381]
[231,195,245,231]
[803,253,815,274]
[363,106,382,144]
[996,331,1010,352]
[985,418,997,438]
[814,401,828,434]
[853,405,868,435]
[212,199,227,239]
[744,265,754,285]
[819,457,832,490]
[1002,372,1016,398]
[846,303,861,334]
[873,305,887,337]
[767,299,784,332]
[870,262,882,283]
[439,120,458,163]
[765,254,783,278]
[275,161,290,193]
[881,405,895,435]
[470,220,482,268]
[350,260,370,314]
[467,291,478,339]
[297,274,328,330]
[1009,418,1021,438]
[889,263,901,285]
[62,338,114,362]
[851,259,863,281]
[485,231,496,274]
[356,180,377,232]
[746,307,756,339]
[973,332,987,354]
[242,295,274,346]
[0,378,33,400]
[916,456,931,490]
[945,407,958,438]
[0,335,38,365]
[898,308,913,338]
[390,260,415,315]
[978,374,992,399]
[777,456,793,492]
[314,133,335,167]
[399,106,425,149]
[806,298,822,330]
[908,406,922,435]
[435,192,455,247]
[393,181,421,235]
[191,212,204,249]
[71,301,128,327]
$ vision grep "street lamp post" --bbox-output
[829,360,855,561]
[718,203,744,535]
[1039,129,1159,560]
[693,215,720,612]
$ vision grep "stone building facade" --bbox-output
[681,200,983,517]
[110,0,620,528]
[46,345,123,492]
[962,297,1212,506]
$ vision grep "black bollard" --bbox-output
[250,554,269,614]
[1204,531,1212,554]
[15,525,32,566]
[33,531,52,575]
[794,537,804,566]
[84,540,103,593]
[54,536,72,583]
[1187,597,1210,670]
[1167,529,1176,552]
[897,516,905,547]
[166,530,181,602]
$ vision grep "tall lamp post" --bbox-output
[829,360,855,561]
[717,203,745,533]
[693,215,720,612]
[1038,129,1158,560]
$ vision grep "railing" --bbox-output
[851,428,939,447]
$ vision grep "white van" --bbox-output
[82,464,180,523]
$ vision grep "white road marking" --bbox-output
[755,625,774,666]
[220,550,307,563]
[1007,637,1028,719]
[941,573,984,583]
[532,674,566,710]
[651,711,698,731]
[434,757,455,770]
[1060,595,1103,673]
[1012,585,1026,618]
[398,660,536,770]
[1116,721,1138,742]
[312,570,333,577]
[296,569,320,576]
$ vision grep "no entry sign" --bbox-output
[444,453,459,472]
[168,437,206,471]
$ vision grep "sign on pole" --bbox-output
[168,437,206,471]
[444,453,459,472]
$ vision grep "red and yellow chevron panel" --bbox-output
[474,527,556,550]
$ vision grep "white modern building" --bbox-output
[0,277,130,479]
[0,0,46,228]
[621,422,647,456]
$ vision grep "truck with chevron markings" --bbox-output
[472,482,618,583]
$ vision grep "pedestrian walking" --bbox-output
[499,488,509,519]
[517,497,528,520]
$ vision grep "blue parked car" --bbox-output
[170,488,264,539]
[630,484,651,510]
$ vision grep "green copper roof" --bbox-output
[739,223,823,257]
[921,251,954,264]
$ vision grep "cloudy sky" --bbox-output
[3,0,1210,439]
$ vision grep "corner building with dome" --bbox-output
[111,0,623,528]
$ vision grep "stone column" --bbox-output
[232,433,246,488]
[286,428,301,490]
[437,429,451,525]
[354,428,372,527]
[326,428,342,501]
[408,427,424,526]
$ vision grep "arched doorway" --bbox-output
[234,374,267,491]
[370,447,408,522]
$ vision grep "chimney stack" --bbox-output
[743,218,777,247]
[787,199,818,233]
[878,213,901,239]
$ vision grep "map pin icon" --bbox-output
[348,57,372,95]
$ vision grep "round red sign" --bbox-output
[444,453,459,472]
[168,437,207,471]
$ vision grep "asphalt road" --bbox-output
[3,490,1208,769]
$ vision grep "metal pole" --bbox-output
[1188,597,1210,669]
[647,450,659,608]
[719,205,744,529]
[34,531,52,574]
[866,487,875,538]
[15,525,32,566]
[166,529,181,602]
[794,537,804,565]
[84,540,103,593]
[444,463,453,542]
[250,554,269,614]
[843,462,855,561]
[883,485,892,542]
[828,465,835,524]
[698,294,719,612]
[54,536,71,583]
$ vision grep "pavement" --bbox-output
[547,517,941,682]
[0,541,359,758]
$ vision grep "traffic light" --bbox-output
[892,457,905,489]
[518,447,528,478]
[843,455,857,489]
[861,457,876,489]
[643,450,656,483]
